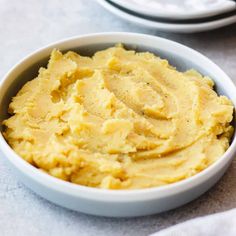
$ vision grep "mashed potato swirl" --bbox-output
[3,45,234,189]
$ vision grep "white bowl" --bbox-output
[0,33,236,217]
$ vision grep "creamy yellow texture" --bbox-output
[3,45,234,189]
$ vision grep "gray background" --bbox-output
[0,0,236,235]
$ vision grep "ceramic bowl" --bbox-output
[0,33,235,217]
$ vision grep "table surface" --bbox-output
[0,0,236,235]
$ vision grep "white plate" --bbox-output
[110,0,236,20]
[97,0,236,33]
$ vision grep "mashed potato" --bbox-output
[3,45,234,189]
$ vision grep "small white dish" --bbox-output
[110,0,236,20]
[0,33,236,217]
[97,0,236,33]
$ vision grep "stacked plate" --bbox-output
[96,0,236,33]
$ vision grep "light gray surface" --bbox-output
[0,0,236,235]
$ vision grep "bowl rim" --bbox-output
[0,32,236,202]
